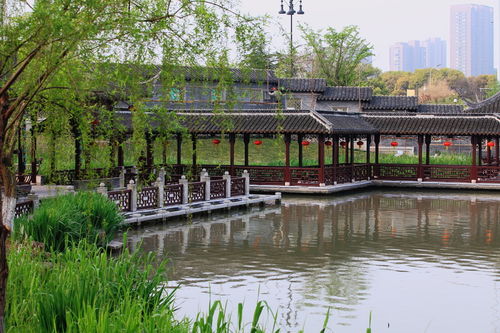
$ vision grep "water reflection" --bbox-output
[125,190,500,332]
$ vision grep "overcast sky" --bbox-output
[239,0,498,71]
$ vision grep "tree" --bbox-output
[0,1,258,330]
[300,25,374,86]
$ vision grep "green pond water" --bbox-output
[125,189,500,332]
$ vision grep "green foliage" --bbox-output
[6,242,182,332]
[13,192,123,252]
[301,24,374,86]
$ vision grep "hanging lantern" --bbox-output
[91,119,100,126]
[301,140,310,146]
[357,141,364,147]
[443,141,452,147]
[254,140,263,146]
[340,141,347,148]
[325,141,333,146]
[390,141,399,147]
[212,139,221,145]
[487,141,495,147]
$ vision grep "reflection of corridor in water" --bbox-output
[124,190,500,333]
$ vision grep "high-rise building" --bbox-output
[422,38,447,69]
[389,40,444,72]
[450,4,494,77]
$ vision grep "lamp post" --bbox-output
[279,0,304,76]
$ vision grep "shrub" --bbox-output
[13,192,123,252]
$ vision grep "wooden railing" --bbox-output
[164,184,183,206]
[231,177,246,196]
[374,164,418,181]
[14,199,34,218]
[422,165,471,182]
[290,167,320,186]
[234,166,285,185]
[108,189,132,212]
[477,166,500,183]
[210,179,227,199]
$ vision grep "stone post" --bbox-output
[179,175,189,204]
[243,170,250,196]
[159,167,166,185]
[27,192,40,209]
[96,182,108,197]
[155,177,164,208]
[119,166,125,188]
[200,171,211,201]
[131,165,138,183]
[223,171,231,198]
[127,180,137,212]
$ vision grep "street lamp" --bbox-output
[279,0,304,76]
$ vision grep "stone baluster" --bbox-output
[242,170,250,196]
[155,177,164,208]
[27,192,40,209]
[200,171,211,201]
[179,175,189,204]
[127,180,137,212]
[223,171,231,198]
[119,166,125,188]
[97,182,108,197]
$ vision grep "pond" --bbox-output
[125,190,500,332]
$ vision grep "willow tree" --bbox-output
[301,25,373,86]
[0,0,257,329]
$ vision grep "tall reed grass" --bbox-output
[13,192,123,252]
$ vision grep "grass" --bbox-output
[13,192,123,252]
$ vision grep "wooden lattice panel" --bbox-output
[210,179,226,199]
[235,167,285,185]
[14,200,34,218]
[290,168,320,185]
[231,177,245,196]
[424,166,470,182]
[377,164,418,180]
[478,167,500,182]
[138,186,159,209]
[108,189,132,212]
[335,165,352,184]
[164,184,183,205]
[189,182,206,202]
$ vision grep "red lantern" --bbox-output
[443,141,452,147]
[340,141,347,148]
[357,141,364,147]
[487,141,495,147]
[212,139,221,145]
[301,140,310,146]
[254,140,263,146]
[390,141,399,147]
[325,141,333,146]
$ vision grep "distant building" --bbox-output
[389,41,425,72]
[422,38,447,69]
[389,39,444,72]
[450,4,495,76]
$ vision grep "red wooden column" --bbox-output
[471,135,478,182]
[318,134,325,186]
[191,134,197,167]
[417,135,423,180]
[350,136,355,182]
[297,134,304,167]
[176,133,182,166]
[366,135,371,179]
[425,135,431,165]
[496,137,499,167]
[229,133,236,176]
[333,135,339,184]
[344,136,349,164]
[374,134,380,178]
[486,137,492,165]
[478,136,482,166]
[243,134,250,167]
[284,134,291,185]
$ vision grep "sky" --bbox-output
[239,0,498,71]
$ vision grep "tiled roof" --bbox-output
[466,91,500,113]
[417,104,465,113]
[363,114,500,136]
[279,78,327,93]
[318,112,377,135]
[318,87,373,101]
[363,96,418,111]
